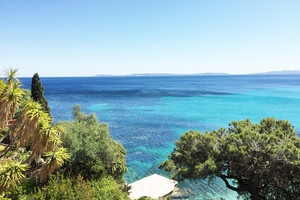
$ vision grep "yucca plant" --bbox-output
[3,68,19,87]
[0,69,24,129]
[0,158,29,194]
[29,120,61,162]
[0,80,5,94]
[0,81,24,129]
[8,101,45,150]
[0,69,69,196]
[40,147,70,181]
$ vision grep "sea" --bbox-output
[19,75,300,200]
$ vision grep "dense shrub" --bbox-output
[9,178,38,200]
[60,105,127,181]
[91,176,130,200]
[138,197,154,200]
[32,174,96,200]
[14,174,130,200]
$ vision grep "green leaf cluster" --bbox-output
[160,118,300,200]
[13,89,31,119]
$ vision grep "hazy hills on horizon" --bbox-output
[95,70,300,77]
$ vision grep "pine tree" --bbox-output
[31,73,51,114]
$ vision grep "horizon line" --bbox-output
[1,69,300,78]
[13,69,300,78]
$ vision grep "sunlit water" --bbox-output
[20,75,300,199]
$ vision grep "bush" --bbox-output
[9,179,38,200]
[91,176,129,200]
[60,105,127,181]
[32,174,96,200]
[138,197,154,200]
[25,174,129,200]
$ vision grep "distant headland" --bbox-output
[95,70,300,77]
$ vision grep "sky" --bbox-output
[0,0,300,77]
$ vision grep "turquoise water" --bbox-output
[20,75,300,199]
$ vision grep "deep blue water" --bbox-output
[20,75,300,199]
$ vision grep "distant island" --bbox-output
[253,70,300,75]
[95,72,229,77]
[129,72,229,76]
[95,70,300,77]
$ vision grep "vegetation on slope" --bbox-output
[0,69,129,199]
[0,69,69,197]
[3,68,300,200]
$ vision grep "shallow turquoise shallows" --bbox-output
[20,75,300,200]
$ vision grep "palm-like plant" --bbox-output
[8,101,46,150]
[0,158,29,194]
[0,81,24,128]
[3,68,19,87]
[29,119,62,161]
[0,68,23,129]
[45,125,63,152]
[40,147,70,181]
[0,69,69,194]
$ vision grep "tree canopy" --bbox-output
[60,105,127,182]
[160,118,300,200]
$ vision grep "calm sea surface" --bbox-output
[20,75,300,199]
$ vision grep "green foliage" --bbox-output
[31,73,50,114]
[60,105,127,181]
[137,196,171,200]
[91,176,130,200]
[3,68,19,86]
[32,174,96,200]
[160,118,300,200]
[0,70,24,129]
[14,89,32,118]
[0,70,68,196]
[138,196,154,200]
[23,174,129,200]
[9,179,38,200]
[0,158,29,194]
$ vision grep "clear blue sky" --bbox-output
[0,0,299,76]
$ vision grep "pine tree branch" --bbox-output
[219,175,243,192]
